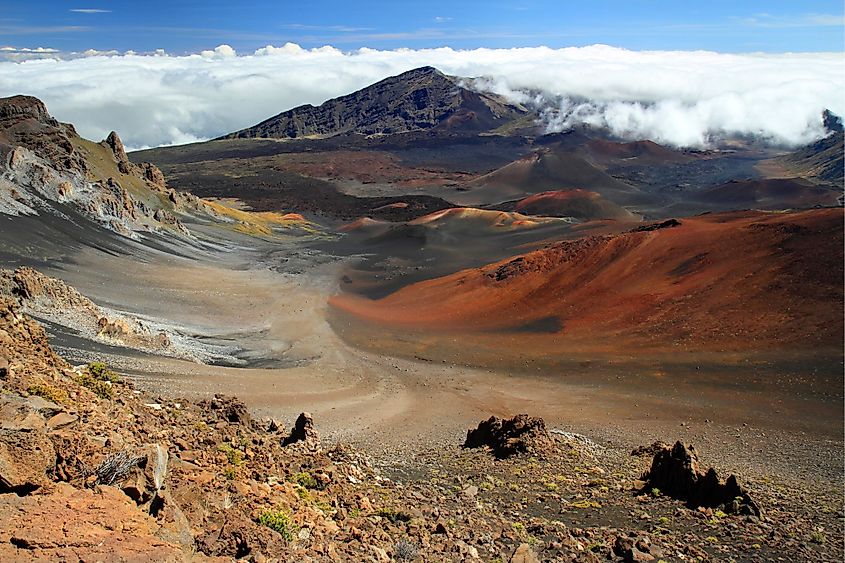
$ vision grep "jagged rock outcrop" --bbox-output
[0,95,191,237]
[104,130,133,174]
[282,412,320,450]
[641,441,760,516]
[464,414,555,458]
[225,66,530,139]
[0,95,86,174]
[198,394,251,425]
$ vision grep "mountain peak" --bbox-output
[223,67,530,140]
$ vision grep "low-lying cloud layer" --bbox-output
[0,43,841,149]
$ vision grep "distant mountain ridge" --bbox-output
[223,66,532,140]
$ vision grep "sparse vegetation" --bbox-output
[74,362,121,399]
[393,539,418,561]
[810,529,827,544]
[376,507,411,524]
[87,361,120,383]
[217,443,244,466]
[27,381,68,404]
[257,508,296,541]
[75,372,113,399]
[292,471,319,489]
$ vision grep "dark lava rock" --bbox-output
[642,441,760,516]
[464,414,555,459]
[223,66,529,140]
[283,412,320,449]
[631,219,681,232]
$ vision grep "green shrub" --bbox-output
[375,507,411,524]
[257,508,296,541]
[87,362,120,383]
[75,371,114,399]
[292,471,319,490]
[28,381,68,404]
[217,443,244,466]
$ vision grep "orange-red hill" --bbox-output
[330,208,843,354]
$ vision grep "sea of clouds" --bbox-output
[0,43,841,149]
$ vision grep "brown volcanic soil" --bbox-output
[330,208,843,354]
[457,147,655,208]
[695,178,841,208]
[497,189,637,221]
[583,138,694,166]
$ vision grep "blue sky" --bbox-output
[1,0,843,54]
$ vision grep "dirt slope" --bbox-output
[331,208,843,353]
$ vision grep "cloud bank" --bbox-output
[0,43,841,149]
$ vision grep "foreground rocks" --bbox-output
[641,441,761,516]
[0,296,841,562]
[464,414,555,458]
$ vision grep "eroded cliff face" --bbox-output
[0,95,195,238]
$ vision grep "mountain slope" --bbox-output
[777,111,844,187]
[457,147,652,207]
[331,208,843,353]
[224,66,531,139]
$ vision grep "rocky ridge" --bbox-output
[224,66,531,140]
[0,95,197,238]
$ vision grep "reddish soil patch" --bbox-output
[511,189,635,220]
[330,208,843,353]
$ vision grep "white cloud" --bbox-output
[70,8,111,14]
[200,44,236,58]
[0,43,841,148]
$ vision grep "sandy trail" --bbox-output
[37,238,843,485]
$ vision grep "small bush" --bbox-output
[292,471,319,489]
[75,372,114,399]
[375,507,411,524]
[27,381,68,404]
[217,443,244,466]
[258,508,296,541]
[650,487,662,497]
[394,539,418,561]
[87,362,120,383]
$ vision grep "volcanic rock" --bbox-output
[630,441,670,457]
[464,414,555,459]
[510,543,540,563]
[283,412,321,449]
[104,130,134,174]
[0,394,56,494]
[0,482,186,562]
[631,218,681,232]
[224,66,529,140]
[642,441,760,515]
[199,394,251,425]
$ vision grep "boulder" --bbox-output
[283,412,320,449]
[0,394,55,493]
[642,441,760,515]
[200,394,250,425]
[464,414,555,459]
[0,482,186,562]
[0,356,9,378]
[510,543,540,563]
